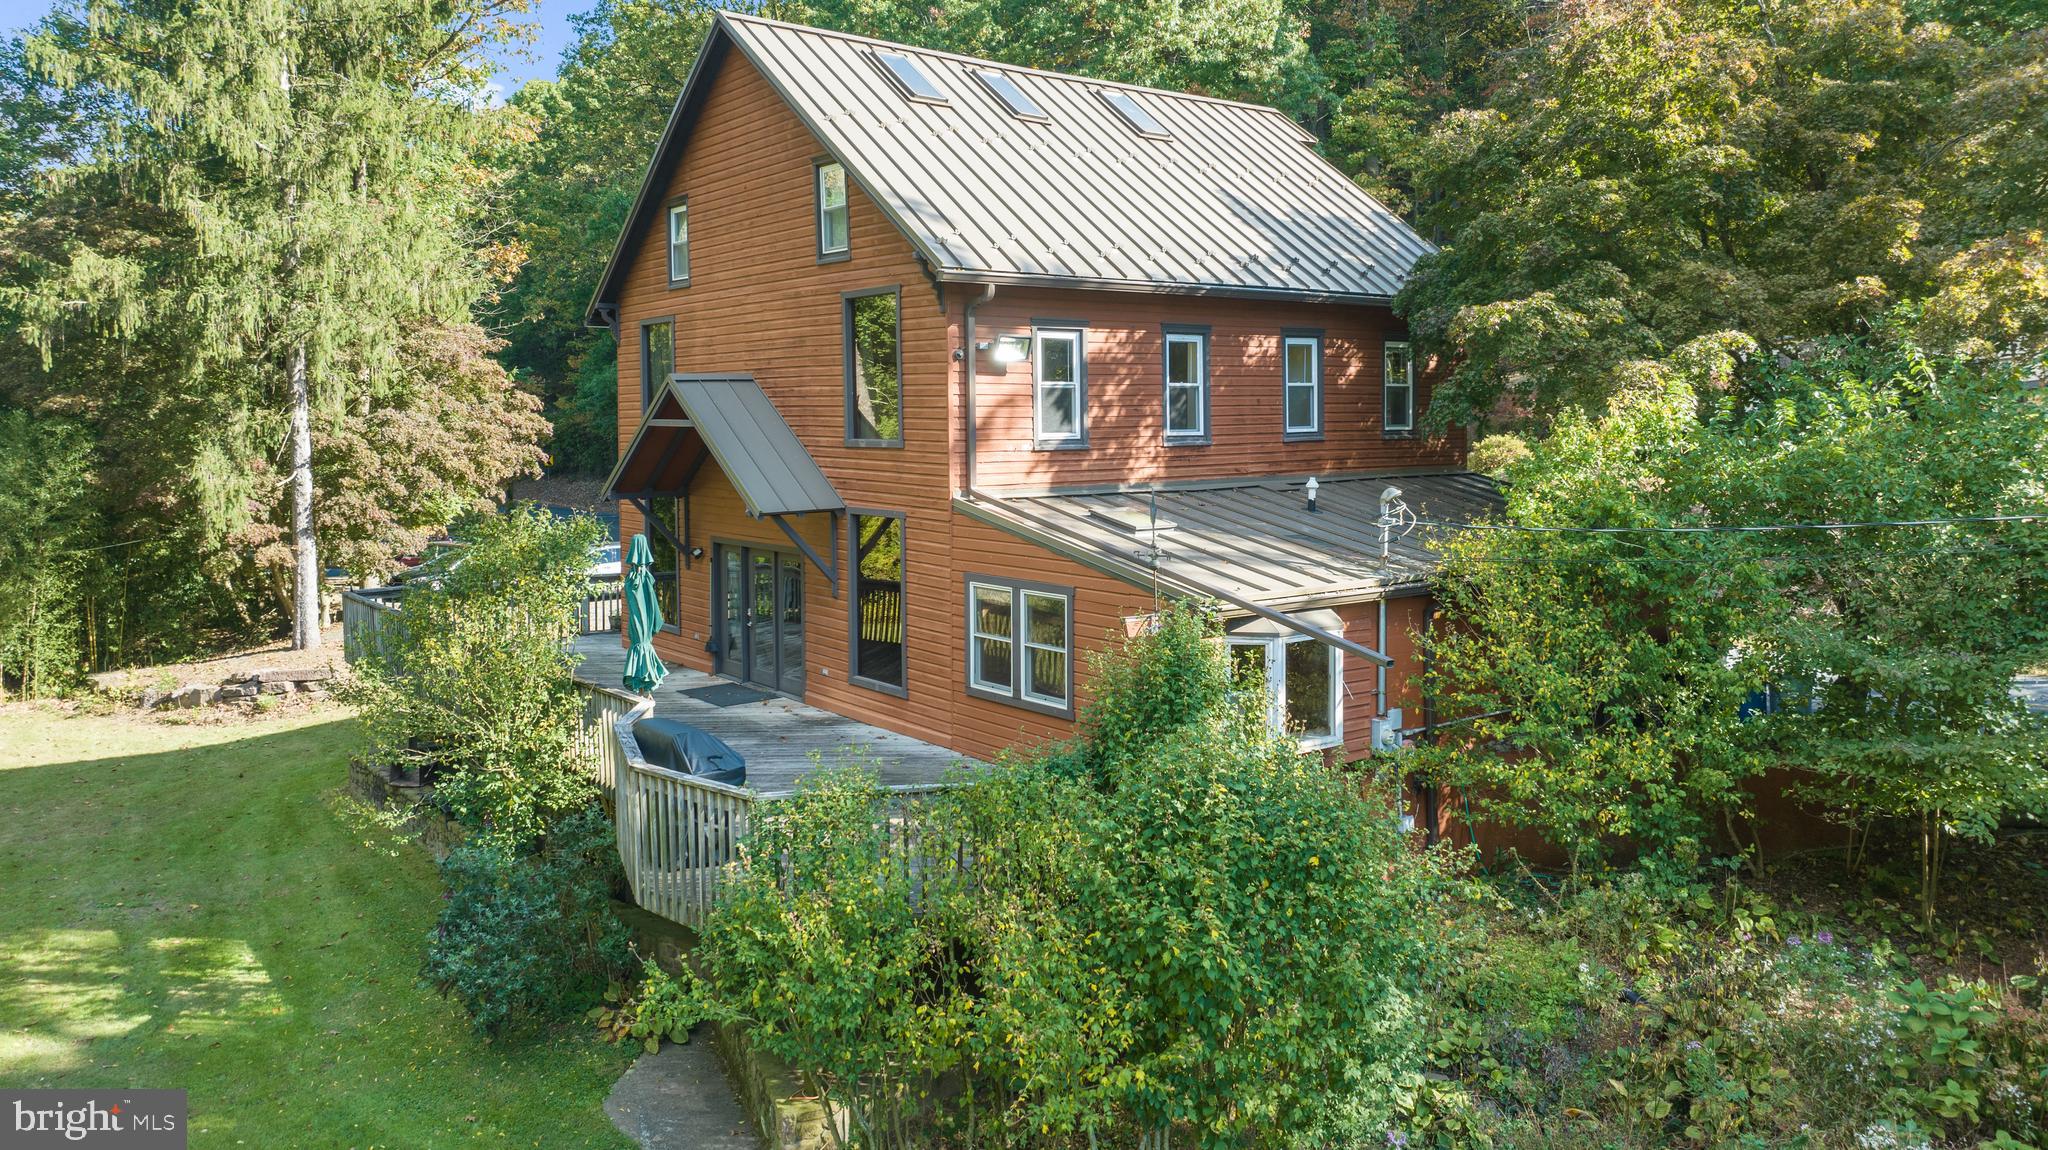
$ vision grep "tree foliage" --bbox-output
[346,506,603,851]
[1398,0,2048,429]
[692,604,1451,1146]
[1420,329,2048,913]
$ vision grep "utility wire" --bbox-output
[1407,513,2048,535]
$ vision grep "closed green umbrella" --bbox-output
[622,533,669,695]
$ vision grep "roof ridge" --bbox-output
[716,10,1311,126]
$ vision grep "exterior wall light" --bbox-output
[991,335,1029,365]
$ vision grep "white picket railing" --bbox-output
[607,704,758,926]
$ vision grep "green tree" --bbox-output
[1414,335,1777,882]
[347,506,603,850]
[0,411,96,697]
[25,0,532,649]
[1398,0,2048,430]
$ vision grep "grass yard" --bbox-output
[0,703,635,1149]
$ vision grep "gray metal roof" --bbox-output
[606,374,844,516]
[956,472,1503,612]
[588,13,1433,323]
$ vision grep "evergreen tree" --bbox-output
[25,0,531,648]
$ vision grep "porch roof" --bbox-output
[606,374,843,515]
[955,470,1503,614]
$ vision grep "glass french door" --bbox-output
[715,544,805,696]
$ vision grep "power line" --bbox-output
[1407,513,2048,536]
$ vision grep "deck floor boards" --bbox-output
[573,634,977,795]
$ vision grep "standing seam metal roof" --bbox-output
[606,374,844,516]
[960,472,1503,611]
[588,12,1433,322]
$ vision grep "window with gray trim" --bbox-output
[1383,340,1415,434]
[1283,334,1321,436]
[1034,328,1084,445]
[966,576,1072,714]
[641,319,674,407]
[850,512,905,692]
[845,289,901,444]
[1164,330,1207,441]
[666,199,689,284]
[817,162,849,257]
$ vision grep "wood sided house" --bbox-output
[588,11,1501,769]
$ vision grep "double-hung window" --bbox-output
[1163,328,1207,442]
[1229,635,1341,750]
[966,576,1072,715]
[817,161,849,258]
[1283,333,1321,437]
[1383,340,1415,435]
[1033,328,1085,447]
[844,288,901,445]
[641,318,674,408]
[666,199,689,285]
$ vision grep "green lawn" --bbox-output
[0,704,635,1149]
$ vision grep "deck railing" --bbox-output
[341,587,407,665]
[607,704,758,925]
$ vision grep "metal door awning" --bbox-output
[606,374,845,594]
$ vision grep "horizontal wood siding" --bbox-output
[607,47,1445,767]
[615,48,970,751]
[967,287,1463,492]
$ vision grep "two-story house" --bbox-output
[590,12,1500,765]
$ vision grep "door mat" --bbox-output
[684,683,774,707]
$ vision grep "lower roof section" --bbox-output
[956,471,1503,615]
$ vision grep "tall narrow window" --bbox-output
[969,583,1014,694]
[641,319,674,407]
[850,512,905,693]
[1383,340,1415,434]
[965,576,1072,716]
[817,162,849,258]
[1021,591,1070,707]
[1282,334,1321,437]
[1164,329,1207,441]
[1034,328,1084,446]
[844,289,901,445]
[666,199,689,285]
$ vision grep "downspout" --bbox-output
[962,283,997,495]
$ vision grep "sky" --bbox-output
[0,0,588,93]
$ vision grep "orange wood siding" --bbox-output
[965,287,1464,493]
[606,45,1443,766]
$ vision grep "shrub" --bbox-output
[346,505,602,850]
[422,807,632,1036]
[693,603,1452,1148]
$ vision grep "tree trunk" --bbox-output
[289,338,321,650]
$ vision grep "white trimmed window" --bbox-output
[1034,329,1084,445]
[1283,335,1320,435]
[1384,340,1415,434]
[1164,331,1206,440]
[817,162,849,256]
[967,577,1072,714]
[1229,635,1341,749]
[666,200,689,284]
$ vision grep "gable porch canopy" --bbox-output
[606,373,846,593]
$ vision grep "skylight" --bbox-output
[1101,89,1170,139]
[973,69,1048,121]
[875,50,948,103]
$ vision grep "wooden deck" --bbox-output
[571,634,979,796]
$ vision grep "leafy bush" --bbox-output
[422,808,632,1036]
[1409,876,2048,1150]
[346,505,602,850]
[692,603,1452,1148]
